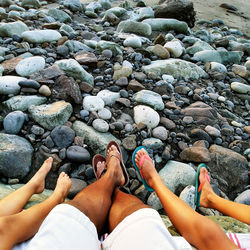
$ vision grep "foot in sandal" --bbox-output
[106,144,125,187]
[134,147,159,189]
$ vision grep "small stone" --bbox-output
[92,119,109,133]
[142,138,163,150]
[3,111,25,134]
[98,108,112,120]
[180,146,211,162]
[97,90,120,106]
[205,125,221,137]
[152,126,168,141]
[83,96,104,112]
[134,105,160,129]
[152,44,170,59]
[122,134,137,151]
[160,117,176,130]
[21,30,62,44]
[31,125,44,135]
[127,79,145,91]
[231,82,250,94]
[66,146,90,162]
[123,36,142,48]
[39,85,51,97]
[51,125,75,148]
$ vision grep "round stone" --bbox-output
[205,125,221,137]
[3,111,25,134]
[51,125,75,148]
[98,108,112,120]
[134,105,160,129]
[15,56,45,77]
[152,126,168,141]
[39,85,51,96]
[123,36,142,48]
[80,110,89,119]
[92,119,109,133]
[66,146,90,162]
[83,96,104,112]
[31,125,44,135]
[142,138,163,150]
[97,89,120,106]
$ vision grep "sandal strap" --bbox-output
[139,155,152,169]
[198,173,210,193]
[96,164,107,179]
[106,152,121,166]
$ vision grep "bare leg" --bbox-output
[0,172,71,250]
[108,189,150,232]
[134,149,237,250]
[0,158,53,217]
[67,145,125,235]
[199,167,250,225]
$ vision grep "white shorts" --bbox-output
[13,204,179,250]
[13,204,250,250]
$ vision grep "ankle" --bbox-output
[148,174,162,189]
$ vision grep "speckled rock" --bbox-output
[0,133,33,179]
[21,30,62,43]
[83,96,105,112]
[29,101,73,130]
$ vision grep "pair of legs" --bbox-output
[198,167,250,225]
[68,146,237,250]
[0,157,72,250]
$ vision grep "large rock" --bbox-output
[154,0,196,28]
[3,95,47,111]
[72,120,120,154]
[97,90,120,106]
[194,50,244,65]
[21,30,62,43]
[3,111,26,134]
[117,20,152,36]
[186,40,214,55]
[53,75,82,105]
[29,101,73,130]
[0,76,26,95]
[208,145,249,199]
[21,0,41,8]
[0,134,33,179]
[142,18,190,34]
[48,8,72,23]
[182,102,222,125]
[132,90,164,110]
[142,59,207,80]
[55,59,94,85]
[147,160,196,210]
[0,21,29,37]
[180,146,211,162]
[63,0,83,12]
[134,105,160,128]
[231,82,250,94]
[96,41,123,56]
[15,56,45,77]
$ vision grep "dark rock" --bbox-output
[190,128,213,143]
[0,134,33,179]
[182,102,224,125]
[51,125,75,148]
[122,134,137,151]
[180,146,211,162]
[68,178,87,198]
[3,111,25,134]
[208,145,249,199]
[155,0,196,28]
[19,80,40,89]
[66,146,90,162]
[160,117,176,130]
[127,79,145,92]
[219,3,238,11]
[53,75,82,104]
[31,65,64,82]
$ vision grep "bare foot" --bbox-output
[28,157,53,194]
[135,148,158,188]
[96,161,106,178]
[199,167,215,208]
[52,172,72,203]
[106,145,125,186]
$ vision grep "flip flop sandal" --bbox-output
[195,163,211,207]
[105,141,129,187]
[92,154,107,179]
[132,146,154,192]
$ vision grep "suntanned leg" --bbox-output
[199,167,250,225]
[108,188,150,232]
[0,157,53,217]
[0,172,72,250]
[134,149,237,250]
[67,145,125,235]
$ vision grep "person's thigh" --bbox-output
[21,204,100,250]
[103,208,179,250]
